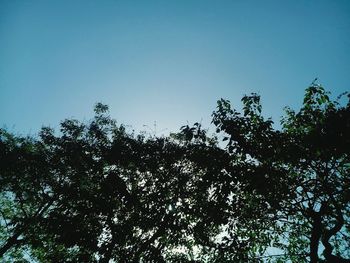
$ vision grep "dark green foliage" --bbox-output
[0,86,349,262]
[212,85,350,262]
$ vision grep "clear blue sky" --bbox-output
[1,0,349,135]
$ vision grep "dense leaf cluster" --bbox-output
[0,86,349,262]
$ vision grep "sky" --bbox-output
[0,0,349,136]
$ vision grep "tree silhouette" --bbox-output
[212,85,350,262]
[0,86,349,262]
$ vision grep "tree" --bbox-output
[0,103,237,262]
[212,84,350,262]
[1,85,349,262]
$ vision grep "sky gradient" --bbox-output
[1,0,349,135]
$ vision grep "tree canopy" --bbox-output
[1,85,349,262]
